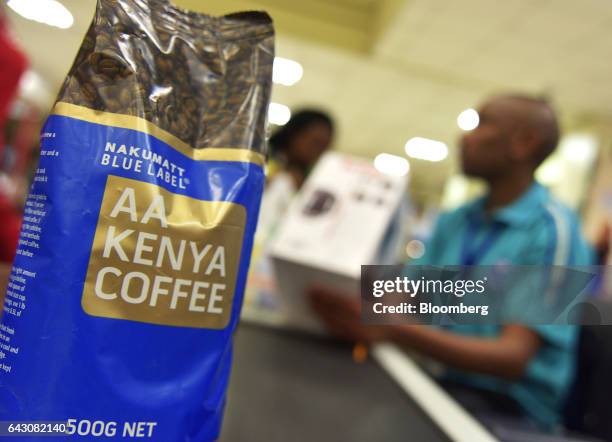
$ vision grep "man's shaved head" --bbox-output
[460,94,561,180]
[494,94,560,165]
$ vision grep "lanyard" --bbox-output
[460,217,503,266]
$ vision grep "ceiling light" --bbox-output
[268,102,291,126]
[559,134,598,165]
[536,159,563,185]
[374,153,410,177]
[273,57,303,86]
[8,0,74,29]
[457,108,479,131]
[404,137,448,162]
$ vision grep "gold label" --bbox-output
[82,175,246,329]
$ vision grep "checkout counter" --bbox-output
[219,319,497,442]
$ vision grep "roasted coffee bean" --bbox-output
[183,98,197,114]
[156,57,172,73]
[82,35,95,52]
[88,52,101,66]
[97,57,122,77]
[118,88,132,104]
[82,82,98,102]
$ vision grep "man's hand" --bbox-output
[309,287,390,344]
[309,285,540,380]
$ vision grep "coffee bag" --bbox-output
[0,1,274,440]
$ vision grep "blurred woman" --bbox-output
[256,109,334,245]
[267,109,334,189]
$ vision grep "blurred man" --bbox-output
[311,95,593,431]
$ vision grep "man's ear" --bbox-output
[509,128,540,163]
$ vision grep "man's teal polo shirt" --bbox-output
[410,181,594,428]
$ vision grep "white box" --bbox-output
[270,152,408,330]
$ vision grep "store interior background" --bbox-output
[5,0,612,247]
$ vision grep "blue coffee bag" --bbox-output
[0,1,274,440]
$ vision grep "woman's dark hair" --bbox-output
[269,109,334,157]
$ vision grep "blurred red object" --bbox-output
[0,11,28,262]
[0,12,28,155]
